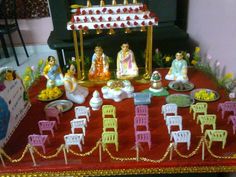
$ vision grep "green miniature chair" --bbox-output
[190,102,208,120]
[204,130,227,149]
[103,118,118,132]
[197,114,216,133]
[102,131,118,151]
[102,105,116,118]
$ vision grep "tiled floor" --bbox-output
[0,45,57,77]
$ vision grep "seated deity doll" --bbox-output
[88,46,111,81]
[165,51,188,82]
[116,43,139,79]
[43,56,64,88]
[64,62,89,104]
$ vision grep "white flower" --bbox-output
[216,61,220,66]
[207,54,212,60]
[229,92,235,99]
[71,57,76,61]
[186,53,190,58]
[155,48,159,54]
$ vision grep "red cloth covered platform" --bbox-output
[1,68,236,176]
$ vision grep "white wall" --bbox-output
[12,17,53,45]
[187,0,236,75]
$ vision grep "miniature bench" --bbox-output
[133,92,152,105]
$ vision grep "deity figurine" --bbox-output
[165,51,188,82]
[64,62,89,104]
[116,43,138,79]
[43,56,64,88]
[88,46,111,81]
[149,70,163,92]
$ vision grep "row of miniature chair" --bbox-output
[218,101,236,119]
[134,105,151,149]
[64,106,91,152]
[28,107,63,154]
[101,105,119,151]
[161,103,191,150]
[189,102,228,149]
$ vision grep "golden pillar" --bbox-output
[143,25,153,79]
[79,30,85,80]
[72,30,81,79]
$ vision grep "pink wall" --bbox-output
[187,0,236,75]
[12,17,53,45]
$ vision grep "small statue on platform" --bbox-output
[88,46,111,81]
[165,51,188,82]
[149,70,163,92]
[116,43,138,79]
[64,62,89,104]
[43,56,64,88]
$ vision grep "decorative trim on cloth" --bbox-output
[1,166,236,176]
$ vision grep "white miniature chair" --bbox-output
[64,133,84,152]
[161,103,178,119]
[170,130,191,150]
[74,106,90,122]
[70,118,87,136]
[38,120,57,137]
[165,115,182,134]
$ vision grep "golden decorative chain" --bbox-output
[204,139,236,159]
[139,144,172,163]
[32,144,64,159]
[69,141,100,157]
[174,137,204,158]
[105,149,136,161]
[0,144,30,163]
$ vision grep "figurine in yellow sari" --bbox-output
[88,46,111,81]
[116,43,138,79]
[43,56,63,88]
[64,63,88,104]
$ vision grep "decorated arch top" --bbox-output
[67,3,158,31]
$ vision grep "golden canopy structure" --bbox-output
[67,0,158,80]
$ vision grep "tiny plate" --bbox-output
[166,94,194,108]
[45,100,73,112]
[190,88,220,102]
[168,81,194,92]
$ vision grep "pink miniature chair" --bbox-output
[170,130,191,150]
[135,105,149,117]
[228,115,236,134]
[45,107,61,124]
[38,120,57,137]
[218,101,236,119]
[134,115,149,131]
[75,106,90,122]
[135,130,151,149]
[28,134,48,154]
